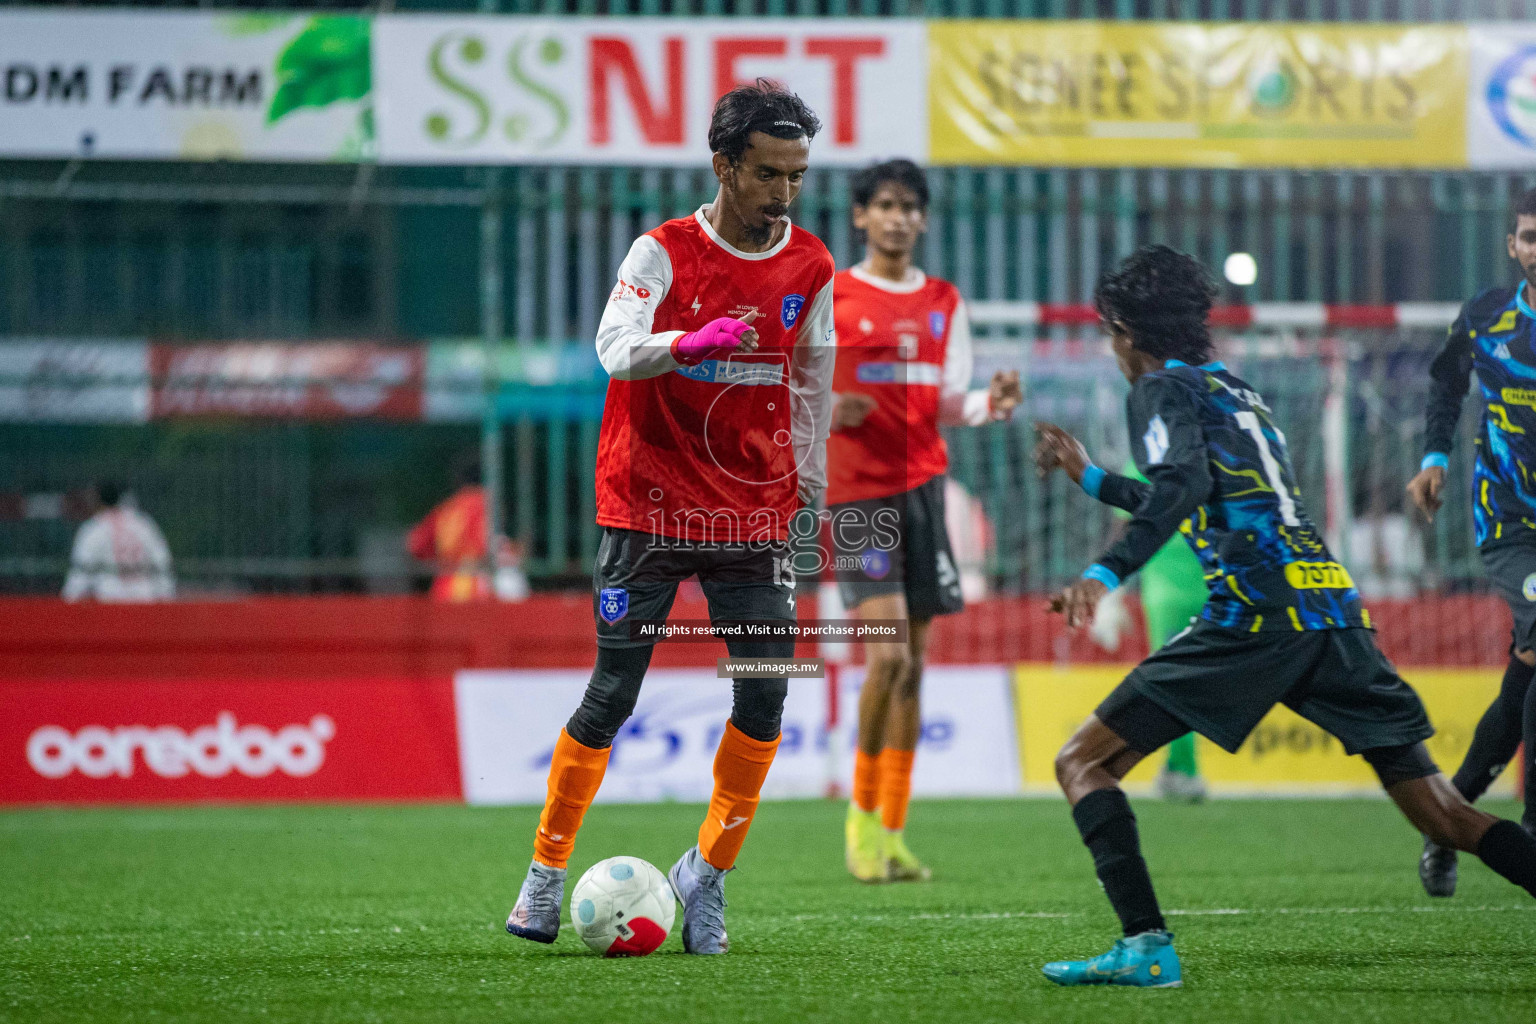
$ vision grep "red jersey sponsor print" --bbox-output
[827,267,990,505]
[594,208,836,543]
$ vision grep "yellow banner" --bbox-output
[930,21,1467,168]
[1013,663,1515,794]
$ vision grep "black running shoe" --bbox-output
[1418,835,1457,898]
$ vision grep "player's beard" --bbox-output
[742,220,773,247]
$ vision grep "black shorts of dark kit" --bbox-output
[591,527,797,649]
[828,474,964,621]
[571,527,799,749]
[1480,538,1536,651]
[1096,622,1438,785]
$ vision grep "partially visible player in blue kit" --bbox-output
[1409,187,1536,897]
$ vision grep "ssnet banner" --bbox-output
[370,16,925,166]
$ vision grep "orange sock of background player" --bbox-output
[531,729,611,869]
[852,749,881,812]
[877,748,916,832]
[697,721,781,870]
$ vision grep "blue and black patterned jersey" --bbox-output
[1085,361,1367,633]
[1423,285,1536,547]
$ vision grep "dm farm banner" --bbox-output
[929,21,1468,168]
[0,11,373,161]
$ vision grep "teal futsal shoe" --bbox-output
[1042,930,1182,988]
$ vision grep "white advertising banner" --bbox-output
[1469,25,1536,169]
[372,16,927,166]
[0,11,373,161]
[455,665,1017,806]
[0,340,150,423]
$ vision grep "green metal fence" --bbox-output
[4,165,1535,341]
[0,324,1477,596]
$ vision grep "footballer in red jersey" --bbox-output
[828,160,1022,884]
[506,81,836,956]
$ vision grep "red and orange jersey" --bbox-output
[826,266,993,506]
[592,208,837,543]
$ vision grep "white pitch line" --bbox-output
[780,904,1535,926]
[1168,904,1536,917]
[8,905,1534,944]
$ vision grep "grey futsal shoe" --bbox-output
[506,860,566,943]
[668,846,730,955]
[1155,768,1208,804]
[1418,836,1457,898]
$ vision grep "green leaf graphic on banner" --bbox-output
[267,17,371,126]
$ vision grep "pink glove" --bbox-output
[671,314,756,366]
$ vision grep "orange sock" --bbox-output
[852,749,881,813]
[697,722,781,870]
[877,747,916,832]
[531,729,611,869]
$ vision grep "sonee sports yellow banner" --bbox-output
[1013,663,1515,794]
[930,21,1467,168]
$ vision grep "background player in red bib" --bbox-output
[827,159,1022,883]
[505,81,836,955]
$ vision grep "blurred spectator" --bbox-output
[1347,513,1426,600]
[61,482,175,603]
[407,462,529,602]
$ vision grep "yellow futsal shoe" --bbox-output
[845,805,889,883]
[884,830,932,882]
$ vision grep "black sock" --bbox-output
[1071,788,1165,936]
[1477,819,1536,897]
[1523,679,1536,832]
[1452,656,1532,802]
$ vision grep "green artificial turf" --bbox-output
[3,798,1534,1023]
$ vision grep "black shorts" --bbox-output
[1480,538,1536,651]
[1096,622,1435,757]
[828,474,964,621]
[592,527,796,648]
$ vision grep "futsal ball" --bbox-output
[569,856,676,957]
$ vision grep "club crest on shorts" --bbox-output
[780,293,806,329]
[860,549,891,580]
[599,587,629,623]
[929,311,946,338]
[1523,573,1536,602]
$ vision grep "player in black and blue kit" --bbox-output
[1033,245,1536,989]
[1409,187,1536,897]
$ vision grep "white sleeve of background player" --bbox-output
[937,300,992,426]
[791,276,837,503]
[595,235,685,381]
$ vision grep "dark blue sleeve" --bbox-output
[1087,374,1211,586]
[1423,304,1474,464]
[1090,472,1150,514]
